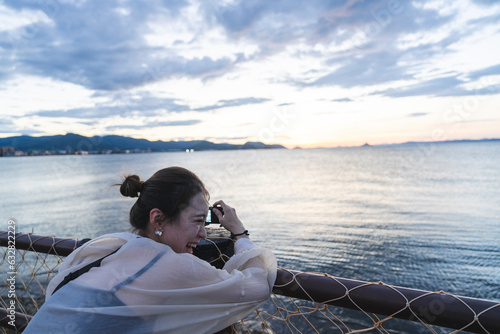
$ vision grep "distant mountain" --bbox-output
[380,138,500,146]
[0,133,286,153]
[320,137,500,149]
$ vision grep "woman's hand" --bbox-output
[212,200,249,239]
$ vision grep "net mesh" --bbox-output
[1,231,499,334]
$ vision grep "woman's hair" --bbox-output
[119,166,209,232]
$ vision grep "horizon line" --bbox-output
[1,132,499,150]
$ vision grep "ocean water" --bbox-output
[1,141,499,331]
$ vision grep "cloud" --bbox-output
[375,73,500,98]
[31,94,272,119]
[30,92,190,118]
[0,117,14,125]
[306,51,412,88]
[332,98,353,102]
[284,1,500,99]
[106,92,190,113]
[0,0,237,91]
[194,97,270,111]
[0,116,44,134]
[0,117,15,132]
[471,0,500,5]
[468,63,500,81]
[24,92,272,127]
[2,0,499,97]
[105,120,201,131]
[156,120,201,126]
[407,112,428,117]
[0,128,44,135]
[456,117,500,124]
[0,1,428,93]
[376,76,463,98]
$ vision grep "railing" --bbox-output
[273,270,500,333]
[1,231,499,333]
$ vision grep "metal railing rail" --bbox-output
[273,269,500,333]
[1,232,83,257]
[2,231,500,333]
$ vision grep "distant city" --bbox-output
[0,146,152,157]
[0,133,286,157]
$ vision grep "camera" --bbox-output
[206,206,224,225]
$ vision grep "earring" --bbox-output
[155,228,163,237]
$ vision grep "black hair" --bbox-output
[119,166,209,232]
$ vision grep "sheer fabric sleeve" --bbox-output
[112,238,277,333]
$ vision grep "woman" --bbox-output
[24,167,277,333]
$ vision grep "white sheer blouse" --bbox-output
[23,232,277,334]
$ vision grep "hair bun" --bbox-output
[120,174,143,198]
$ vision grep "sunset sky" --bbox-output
[1,0,499,148]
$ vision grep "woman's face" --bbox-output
[161,192,209,254]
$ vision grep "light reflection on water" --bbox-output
[1,143,499,315]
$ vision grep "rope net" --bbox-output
[1,230,499,334]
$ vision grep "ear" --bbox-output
[149,208,164,227]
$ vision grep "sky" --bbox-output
[1,0,499,148]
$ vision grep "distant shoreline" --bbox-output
[0,133,499,157]
[0,133,286,157]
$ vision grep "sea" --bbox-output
[1,141,499,333]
